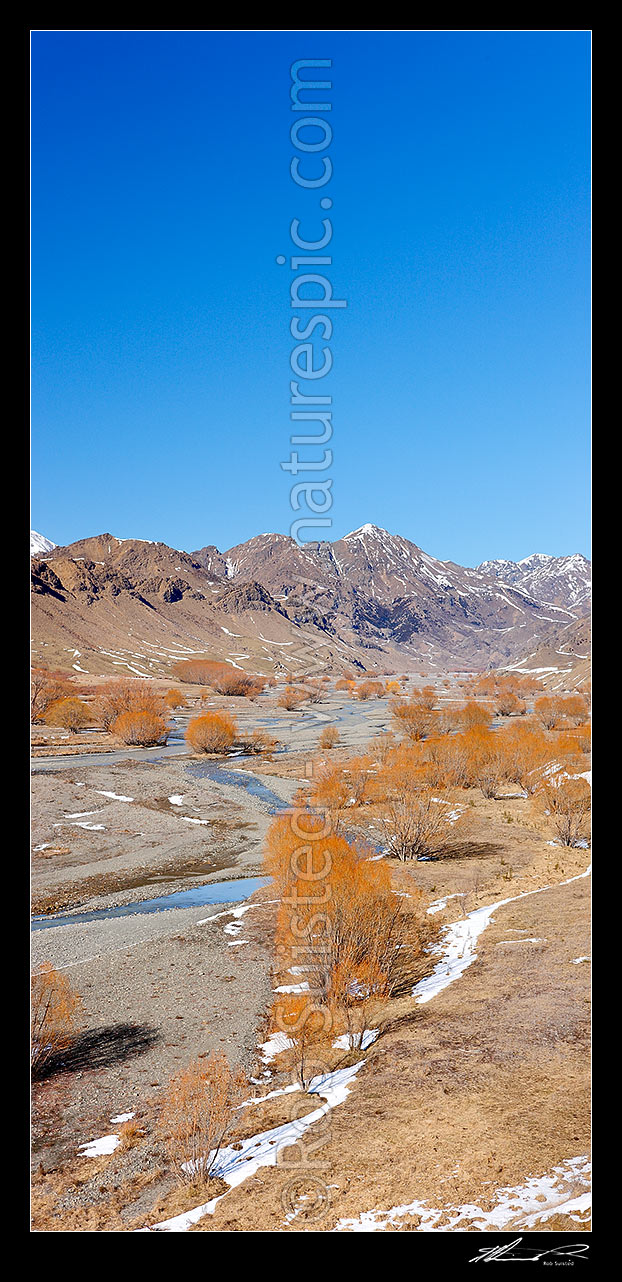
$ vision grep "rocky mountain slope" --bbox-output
[501,616,591,691]
[31,526,591,679]
[476,552,591,613]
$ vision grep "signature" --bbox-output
[470,1237,589,1263]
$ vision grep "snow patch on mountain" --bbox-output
[31,530,56,557]
[476,552,591,611]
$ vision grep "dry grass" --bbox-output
[31,736,590,1233]
[189,870,589,1232]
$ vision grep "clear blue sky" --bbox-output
[31,29,590,564]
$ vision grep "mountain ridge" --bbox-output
[31,524,591,681]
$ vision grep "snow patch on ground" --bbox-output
[426,893,465,916]
[334,1155,591,1232]
[79,1134,120,1158]
[333,1028,380,1051]
[139,1062,364,1232]
[259,1030,295,1062]
[414,866,591,1006]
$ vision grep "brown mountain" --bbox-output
[31,526,590,680]
[501,616,591,691]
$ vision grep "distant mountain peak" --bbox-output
[343,523,392,539]
[476,551,591,612]
[30,530,56,557]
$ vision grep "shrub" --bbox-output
[93,681,164,730]
[354,680,385,700]
[172,659,264,697]
[238,730,278,755]
[307,765,351,821]
[113,709,168,746]
[277,686,308,711]
[263,810,331,893]
[304,679,325,704]
[158,1053,247,1183]
[186,712,237,753]
[307,756,373,816]
[319,726,339,749]
[31,669,73,723]
[165,688,187,709]
[44,697,91,734]
[390,698,434,741]
[410,685,436,710]
[498,722,551,792]
[558,695,589,726]
[537,776,591,847]
[461,727,505,797]
[495,691,526,717]
[272,829,425,1011]
[31,961,82,1078]
[557,725,591,756]
[272,994,330,1090]
[459,701,491,730]
[534,697,564,730]
[117,1118,143,1151]
[533,695,588,731]
[380,787,459,860]
[426,734,469,788]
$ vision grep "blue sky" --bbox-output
[31,30,590,564]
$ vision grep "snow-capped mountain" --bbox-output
[192,524,588,665]
[476,552,591,612]
[31,524,591,676]
[31,530,56,557]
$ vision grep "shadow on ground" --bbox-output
[34,1023,160,1080]
[437,840,503,862]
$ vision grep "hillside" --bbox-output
[31,526,591,679]
[502,616,591,690]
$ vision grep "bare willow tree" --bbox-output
[158,1052,247,1184]
[380,787,455,860]
[31,669,72,723]
[538,777,591,847]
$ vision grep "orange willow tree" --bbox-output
[94,680,164,730]
[31,669,73,723]
[173,659,265,697]
[272,993,331,1090]
[31,962,82,1078]
[277,686,308,711]
[390,697,436,741]
[165,687,187,709]
[186,711,237,753]
[45,697,91,733]
[158,1052,247,1184]
[266,818,426,1053]
[114,709,168,746]
[535,695,589,730]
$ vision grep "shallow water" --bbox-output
[31,875,270,932]
[185,760,288,811]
